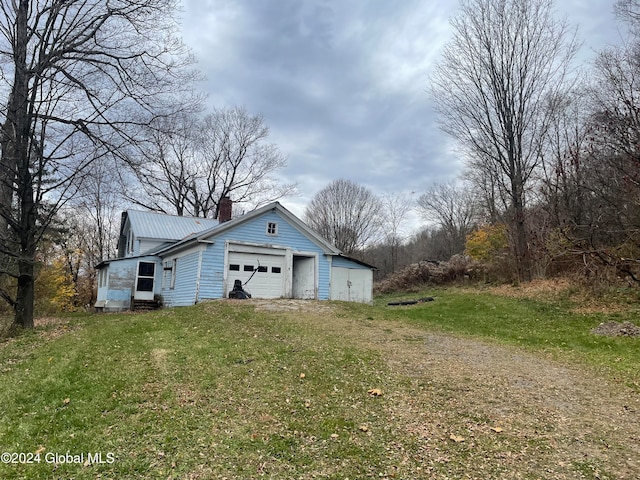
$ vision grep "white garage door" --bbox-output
[227,252,285,299]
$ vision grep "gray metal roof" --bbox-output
[125,210,219,241]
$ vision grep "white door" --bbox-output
[227,252,285,298]
[330,267,372,303]
[330,267,350,301]
[293,256,316,299]
[134,261,155,300]
[346,269,372,303]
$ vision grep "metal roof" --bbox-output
[125,210,219,241]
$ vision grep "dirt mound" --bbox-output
[239,298,336,314]
[591,321,640,337]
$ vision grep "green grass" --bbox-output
[372,288,640,383]
[0,289,639,479]
[0,304,399,479]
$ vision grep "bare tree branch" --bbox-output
[417,182,478,257]
[129,106,297,218]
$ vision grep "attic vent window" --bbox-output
[267,222,278,235]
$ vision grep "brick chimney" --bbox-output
[218,196,232,223]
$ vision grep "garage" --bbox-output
[227,251,285,299]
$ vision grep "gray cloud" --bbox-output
[180,0,621,221]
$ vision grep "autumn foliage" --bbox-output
[35,258,77,313]
[465,224,508,261]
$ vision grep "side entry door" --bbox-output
[134,261,155,300]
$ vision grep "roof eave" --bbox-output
[335,254,377,270]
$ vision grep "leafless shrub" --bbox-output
[375,255,473,294]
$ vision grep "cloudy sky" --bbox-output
[179,0,624,229]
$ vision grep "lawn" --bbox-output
[0,288,639,479]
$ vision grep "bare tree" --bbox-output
[0,0,198,329]
[539,88,591,232]
[128,112,201,216]
[416,182,478,258]
[463,159,502,224]
[431,0,579,282]
[73,157,123,264]
[556,0,640,280]
[304,179,383,255]
[130,106,296,218]
[381,193,414,271]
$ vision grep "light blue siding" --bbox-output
[331,256,371,270]
[96,255,162,311]
[198,248,225,300]
[132,238,140,257]
[222,210,325,250]
[196,209,333,300]
[161,250,200,307]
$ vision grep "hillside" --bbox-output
[1,294,639,479]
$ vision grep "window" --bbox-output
[257,266,268,273]
[99,269,108,287]
[162,261,172,289]
[138,261,154,277]
[137,278,154,292]
[244,265,254,272]
[229,264,240,271]
[162,258,178,289]
[266,222,278,235]
[271,267,281,274]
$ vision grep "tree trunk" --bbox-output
[513,211,531,283]
[12,140,37,329]
[9,0,35,329]
[0,156,13,237]
[510,175,532,284]
[15,258,34,329]
[12,154,37,329]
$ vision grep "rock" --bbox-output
[591,321,640,337]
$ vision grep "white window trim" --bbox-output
[266,222,278,236]
[162,259,178,290]
[128,230,134,255]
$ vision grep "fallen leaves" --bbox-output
[368,388,383,397]
[449,434,465,443]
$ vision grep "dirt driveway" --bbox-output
[251,299,640,479]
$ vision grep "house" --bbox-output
[95,200,375,312]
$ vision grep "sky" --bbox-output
[178,0,624,233]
